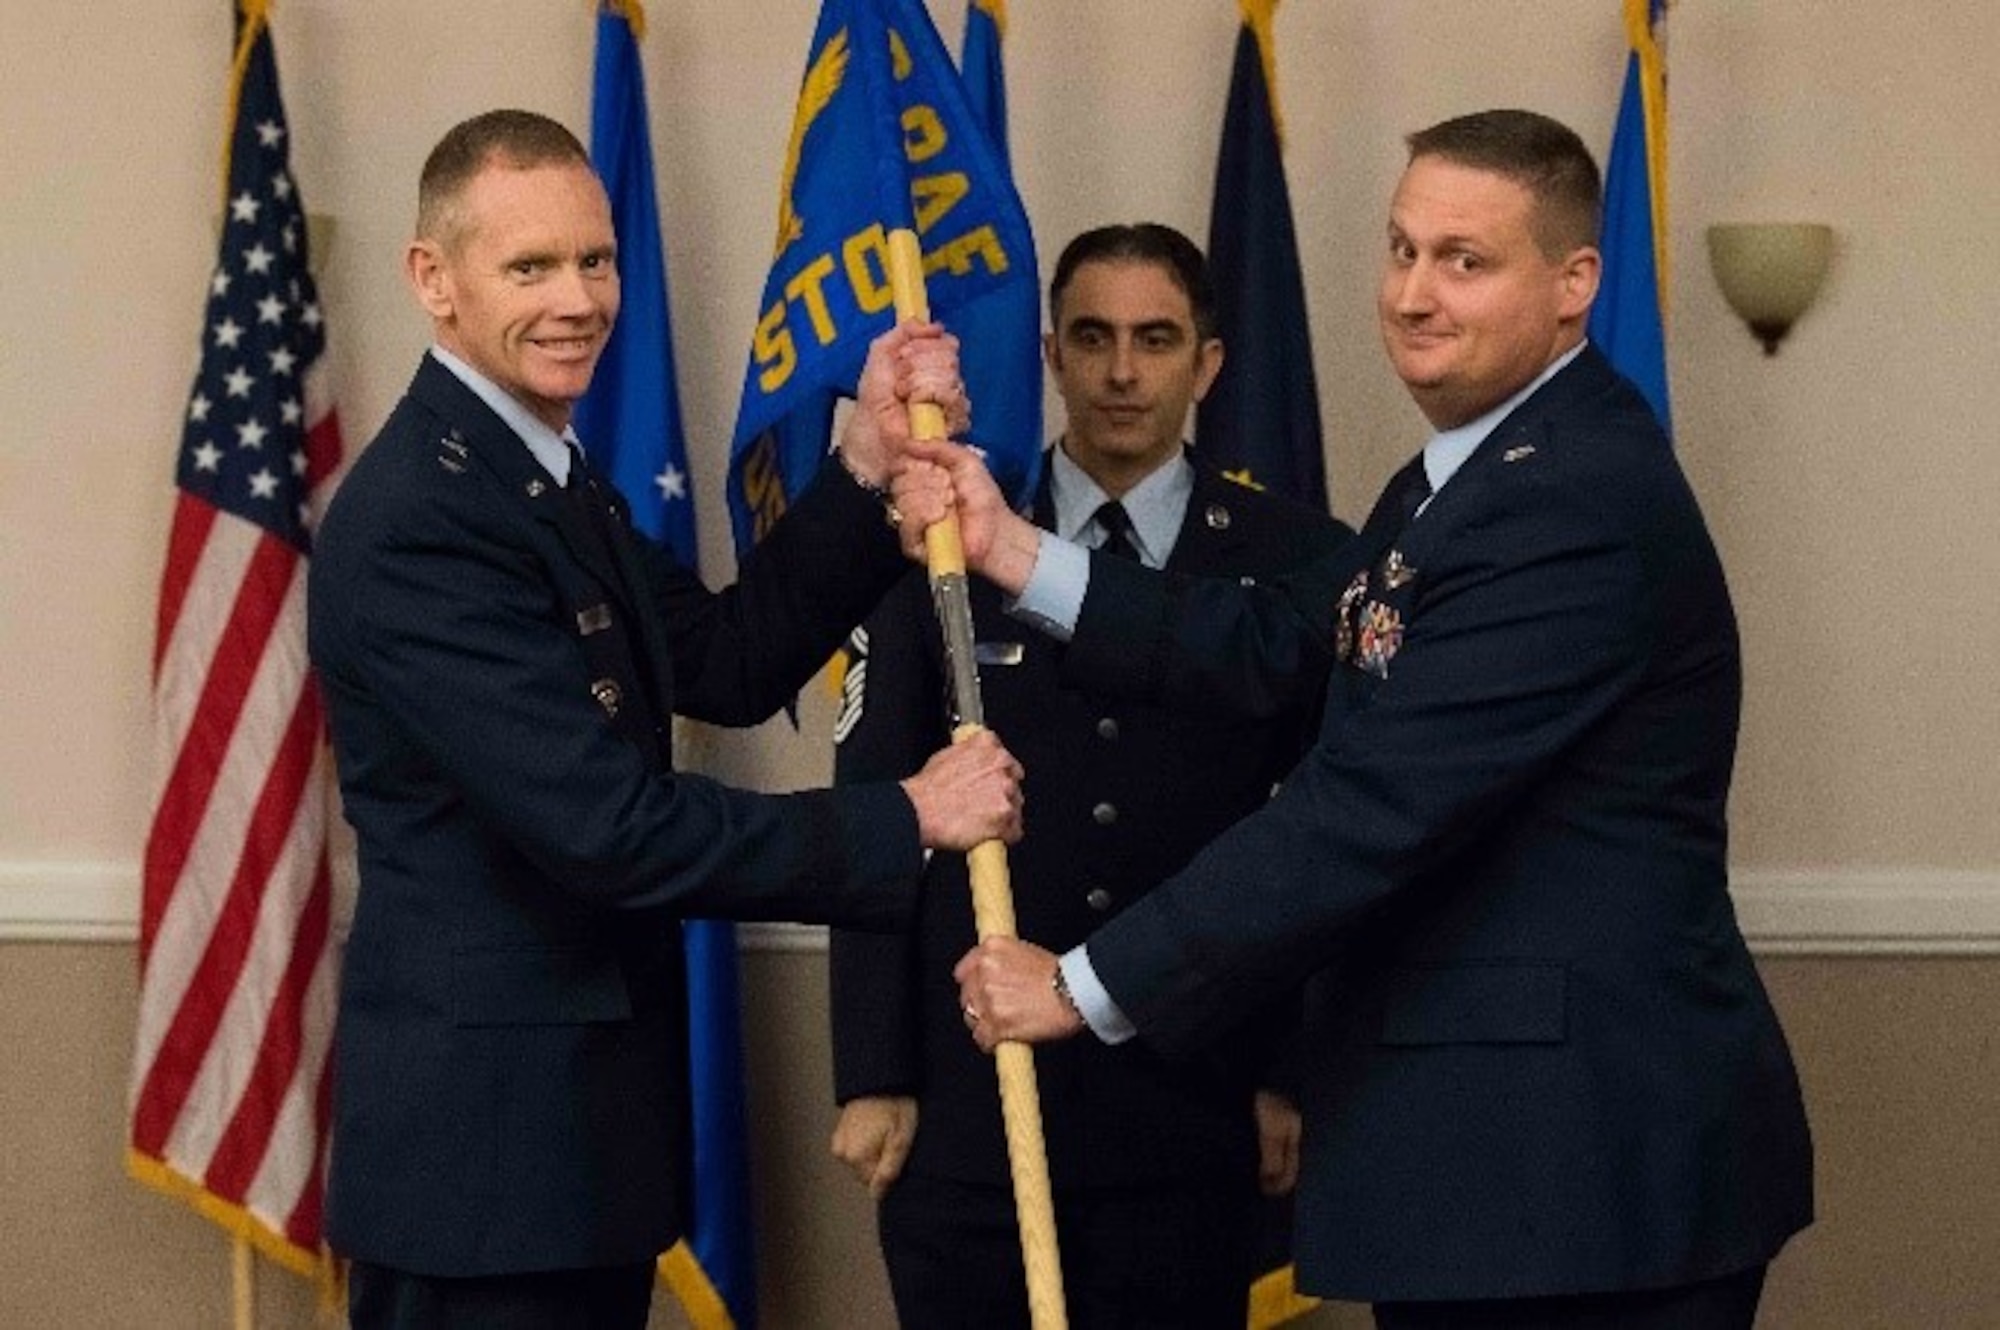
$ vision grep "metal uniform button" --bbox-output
[1085,888,1114,912]
[1095,716,1119,741]
[1091,801,1117,826]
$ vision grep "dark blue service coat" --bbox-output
[310,354,922,1276]
[1062,347,1813,1302]
[831,458,1350,1193]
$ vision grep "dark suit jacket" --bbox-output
[309,355,922,1276]
[829,457,1350,1192]
[1059,348,1813,1301]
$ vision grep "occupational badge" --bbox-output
[1383,549,1418,590]
[1355,602,1405,679]
[1333,570,1369,662]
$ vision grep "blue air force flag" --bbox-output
[726,0,1038,553]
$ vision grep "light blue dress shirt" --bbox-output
[1046,440,1193,570]
[430,343,578,486]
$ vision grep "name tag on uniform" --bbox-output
[975,641,1024,667]
[576,603,613,636]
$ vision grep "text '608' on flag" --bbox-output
[726,0,1038,555]
[1587,0,1671,433]
[129,0,345,1281]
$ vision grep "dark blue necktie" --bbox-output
[564,441,625,563]
[1093,499,1140,563]
[1367,453,1433,538]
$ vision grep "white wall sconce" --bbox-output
[1705,223,1834,356]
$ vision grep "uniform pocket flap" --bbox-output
[450,945,632,1027]
[1379,962,1567,1046]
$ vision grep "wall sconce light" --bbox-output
[1705,223,1834,355]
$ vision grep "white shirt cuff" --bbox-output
[1059,946,1135,1044]
[1005,532,1087,641]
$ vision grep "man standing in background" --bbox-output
[829,224,1350,1328]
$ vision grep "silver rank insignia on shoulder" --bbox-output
[437,433,469,473]
[1383,549,1418,590]
[1204,503,1232,531]
[576,603,613,636]
[591,678,622,717]
[438,455,465,474]
[1502,444,1537,463]
[525,478,548,498]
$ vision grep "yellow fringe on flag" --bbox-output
[604,0,648,43]
[972,0,1008,39]
[126,1146,341,1307]
[220,0,273,211]
[1625,0,1670,308]
[1238,0,1288,150]
[658,1239,738,1330]
[1248,1259,1323,1329]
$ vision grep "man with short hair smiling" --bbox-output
[310,108,1023,1330]
[934,111,1813,1330]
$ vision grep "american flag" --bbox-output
[127,3,344,1276]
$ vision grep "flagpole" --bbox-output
[886,227,1068,1330]
[232,1235,254,1330]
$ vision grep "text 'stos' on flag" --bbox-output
[1198,0,1329,512]
[726,0,1040,558]
[129,0,345,1287]
[1588,0,1671,433]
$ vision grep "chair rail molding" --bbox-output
[3,860,1998,955]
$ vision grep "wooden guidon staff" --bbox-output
[885,227,1068,1329]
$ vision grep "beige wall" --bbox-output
[4,1,1996,1325]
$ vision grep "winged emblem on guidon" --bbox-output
[773,27,851,258]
